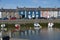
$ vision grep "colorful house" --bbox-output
[0,8,60,20]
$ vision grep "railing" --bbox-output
[0,19,60,24]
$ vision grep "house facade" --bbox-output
[0,8,60,20]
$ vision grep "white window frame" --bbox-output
[21,11,23,14]
[32,11,35,18]
[28,11,30,14]
[28,15,31,19]
[58,11,60,16]
[36,15,39,18]
[36,11,38,14]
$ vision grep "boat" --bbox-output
[34,23,42,30]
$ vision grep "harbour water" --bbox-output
[12,28,60,40]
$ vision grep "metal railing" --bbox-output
[0,19,60,24]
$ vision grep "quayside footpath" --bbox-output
[10,38,29,40]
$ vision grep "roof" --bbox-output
[0,8,60,12]
[0,9,16,12]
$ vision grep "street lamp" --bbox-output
[1,24,5,40]
[1,24,5,31]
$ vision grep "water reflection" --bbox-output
[12,28,60,40]
[47,28,54,40]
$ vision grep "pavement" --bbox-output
[10,38,29,40]
[0,38,29,40]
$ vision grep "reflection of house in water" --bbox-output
[0,7,60,20]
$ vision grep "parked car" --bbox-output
[49,17,56,19]
[0,18,2,20]
[57,16,60,19]
[10,17,16,20]
[2,17,8,20]
[51,17,56,19]
[39,17,47,19]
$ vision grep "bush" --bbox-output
[0,23,60,31]
[53,23,60,28]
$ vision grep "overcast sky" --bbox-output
[0,0,60,9]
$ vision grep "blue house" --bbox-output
[18,8,41,19]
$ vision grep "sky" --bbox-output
[0,0,60,9]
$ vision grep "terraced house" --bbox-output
[0,7,60,20]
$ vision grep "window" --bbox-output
[36,15,39,18]
[0,12,2,18]
[58,11,60,16]
[21,11,23,14]
[28,11,30,14]
[28,15,31,19]
[36,12,38,14]
[32,12,35,18]
[33,12,34,14]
